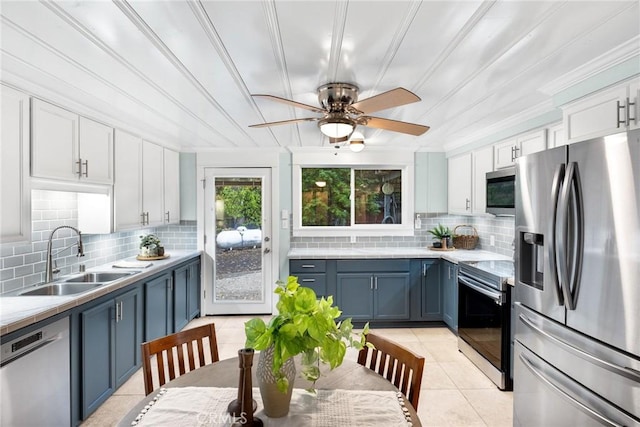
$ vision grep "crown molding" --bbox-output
[539,35,640,96]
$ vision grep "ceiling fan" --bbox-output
[249,83,430,143]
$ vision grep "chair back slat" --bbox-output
[141,323,219,395]
[357,332,425,409]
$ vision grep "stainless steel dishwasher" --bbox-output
[1,316,71,426]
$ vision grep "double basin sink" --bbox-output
[19,271,140,296]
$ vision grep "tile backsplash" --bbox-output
[290,212,515,258]
[0,190,197,294]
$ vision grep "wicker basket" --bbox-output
[452,225,479,250]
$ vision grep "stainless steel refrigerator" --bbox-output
[513,129,640,426]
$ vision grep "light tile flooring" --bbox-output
[81,316,513,426]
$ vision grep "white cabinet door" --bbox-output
[163,148,180,225]
[79,117,113,184]
[547,123,566,148]
[31,99,79,181]
[114,130,143,231]
[493,138,517,169]
[1,85,31,243]
[518,129,547,157]
[563,84,628,143]
[471,145,493,215]
[448,153,472,215]
[142,141,164,227]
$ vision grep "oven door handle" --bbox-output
[459,276,504,305]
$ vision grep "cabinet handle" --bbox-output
[370,276,374,290]
[617,100,626,128]
[115,301,120,323]
[448,266,451,280]
[165,211,170,223]
[120,301,124,321]
[82,160,88,177]
[626,97,636,127]
[423,264,427,277]
[301,264,315,268]
[301,278,316,283]
[465,198,470,211]
[514,145,520,159]
[374,276,378,290]
[141,212,146,225]
[76,159,83,177]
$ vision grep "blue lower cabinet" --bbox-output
[145,273,173,341]
[81,286,142,419]
[187,260,201,320]
[337,272,411,321]
[173,265,190,332]
[421,260,442,320]
[442,261,458,331]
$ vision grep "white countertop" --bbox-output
[288,247,512,264]
[0,250,201,337]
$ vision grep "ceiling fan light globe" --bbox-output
[349,140,365,152]
[319,118,354,138]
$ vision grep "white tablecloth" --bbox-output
[131,387,413,426]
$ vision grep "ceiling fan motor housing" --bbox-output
[317,83,359,113]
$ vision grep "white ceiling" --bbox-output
[1,1,639,153]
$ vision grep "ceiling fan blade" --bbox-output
[361,116,430,136]
[249,117,320,128]
[350,88,420,115]
[252,94,326,114]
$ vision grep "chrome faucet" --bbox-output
[45,226,85,283]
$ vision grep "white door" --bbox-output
[203,168,273,315]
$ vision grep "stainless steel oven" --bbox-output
[457,260,513,390]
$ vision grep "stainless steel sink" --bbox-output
[62,271,139,283]
[19,283,105,296]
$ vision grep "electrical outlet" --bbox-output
[490,235,496,246]
[350,235,357,243]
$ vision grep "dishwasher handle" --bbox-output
[1,335,61,367]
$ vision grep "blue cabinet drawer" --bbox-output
[294,273,327,297]
[290,260,326,273]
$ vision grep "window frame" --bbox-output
[292,149,414,237]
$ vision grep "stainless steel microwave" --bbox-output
[486,168,515,216]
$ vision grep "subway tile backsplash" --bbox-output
[0,190,197,294]
[290,213,515,258]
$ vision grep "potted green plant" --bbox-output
[245,276,369,417]
[427,223,452,248]
[139,234,161,257]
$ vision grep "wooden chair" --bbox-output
[141,323,220,395]
[357,332,425,409]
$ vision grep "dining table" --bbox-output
[118,354,422,426]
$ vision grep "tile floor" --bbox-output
[81,316,513,426]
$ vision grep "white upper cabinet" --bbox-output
[547,123,566,148]
[493,129,546,169]
[563,79,639,143]
[31,99,79,181]
[78,117,113,184]
[114,130,143,231]
[448,152,472,215]
[142,141,165,227]
[163,148,180,225]
[471,145,493,215]
[1,85,31,243]
[31,99,113,184]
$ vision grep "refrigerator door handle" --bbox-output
[557,162,583,311]
[519,313,640,382]
[549,163,565,305]
[519,353,624,427]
